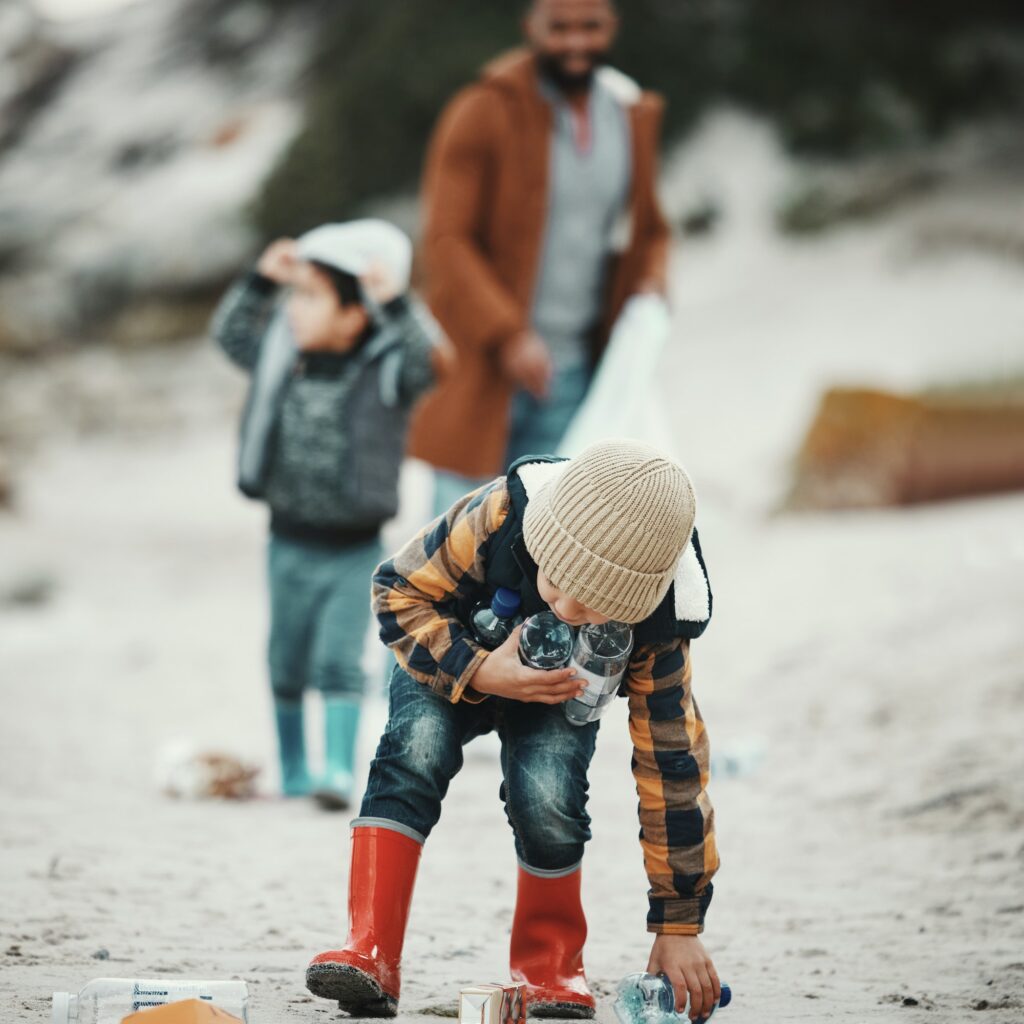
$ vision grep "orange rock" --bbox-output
[788,386,1024,509]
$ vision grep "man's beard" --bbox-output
[536,51,610,94]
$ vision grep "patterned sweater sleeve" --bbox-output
[210,270,279,371]
[372,478,509,703]
[625,638,719,934]
[378,293,441,405]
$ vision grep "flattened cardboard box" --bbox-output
[459,983,526,1024]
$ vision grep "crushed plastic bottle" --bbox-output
[51,978,249,1024]
[563,621,634,726]
[517,611,574,670]
[470,587,523,650]
[614,972,731,1024]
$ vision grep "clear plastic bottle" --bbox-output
[51,978,250,1024]
[517,611,574,669]
[563,621,634,726]
[470,587,523,649]
[614,972,731,1024]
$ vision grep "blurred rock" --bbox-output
[0,452,13,509]
[156,740,261,801]
[0,0,312,351]
[787,386,1024,510]
[0,2,78,158]
[107,295,224,349]
[778,162,942,234]
[0,570,58,608]
[678,196,722,237]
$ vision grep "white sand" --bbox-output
[3,153,1024,1022]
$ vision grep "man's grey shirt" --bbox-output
[531,74,632,371]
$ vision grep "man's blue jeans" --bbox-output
[431,364,591,519]
[358,666,599,874]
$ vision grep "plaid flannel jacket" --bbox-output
[371,477,718,934]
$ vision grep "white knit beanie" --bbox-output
[296,219,412,292]
[522,440,696,624]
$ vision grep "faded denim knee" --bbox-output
[501,711,597,872]
[359,667,476,839]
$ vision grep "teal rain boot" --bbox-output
[274,698,313,797]
[313,697,361,811]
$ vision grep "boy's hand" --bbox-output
[634,278,666,296]
[258,238,299,284]
[647,934,720,1021]
[470,625,583,704]
[500,330,553,399]
[360,260,401,305]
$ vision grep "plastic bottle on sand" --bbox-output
[614,973,731,1024]
[51,978,249,1024]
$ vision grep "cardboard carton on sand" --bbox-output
[121,999,243,1024]
[459,983,526,1024]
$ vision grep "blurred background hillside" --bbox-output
[2,0,1024,357]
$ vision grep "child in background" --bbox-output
[211,220,444,810]
[306,440,721,1020]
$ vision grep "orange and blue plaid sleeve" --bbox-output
[371,478,510,703]
[626,638,719,934]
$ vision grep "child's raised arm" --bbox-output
[210,239,297,371]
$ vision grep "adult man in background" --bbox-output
[410,0,671,511]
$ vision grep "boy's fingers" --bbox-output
[693,966,716,1020]
[664,968,688,1015]
[707,962,721,1004]
[537,679,583,701]
[529,686,579,705]
[525,679,576,698]
[682,967,704,1020]
[519,667,574,685]
[554,681,586,700]
[546,667,578,682]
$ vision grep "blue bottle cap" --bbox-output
[491,587,521,619]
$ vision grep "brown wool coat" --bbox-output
[409,50,671,478]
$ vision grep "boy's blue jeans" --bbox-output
[358,666,599,874]
[267,533,383,700]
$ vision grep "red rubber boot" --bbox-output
[306,825,422,1017]
[510,865,596,1019]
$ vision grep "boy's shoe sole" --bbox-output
[312,788,351,811]
[305,961,397,1017]
[529,1001,596,1019]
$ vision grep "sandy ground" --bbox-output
[3,169,1024,1023]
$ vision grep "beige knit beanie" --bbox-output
[522,440,696,624]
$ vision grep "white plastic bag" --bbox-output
[557,294,674,457]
